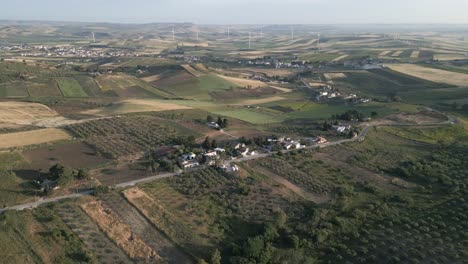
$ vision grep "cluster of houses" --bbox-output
[266,137,306,150]
[307,81,371,104]
[178,143,255,172]
[3,44,137,58]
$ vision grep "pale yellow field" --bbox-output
[269,86,293,93]
[82,99,192,116]
[434,54,468,61]
[379,50,392,56]
[0,101,58,125]
[233,68,296,77]
[181,64,204,77]
[81,201,159,261]
[234,96,286,105]
[410,51,420,58]
[141,75,161,82]
[332,55,349,62]
[178,42,210,47]
[388,64,468,86]
[324,73,347,80]
[308,82,327,87]
[217,75,268,88]
[391,51,404,57]
[0,128,71,149]
[193,63,209,73]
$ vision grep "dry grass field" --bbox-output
[269,85,293,92]
[81,201,159,261]
[324,73,347,81]
[434,54,468,61]
[0,101,58,125]
[233,68,296,77]
[388,64,468,86]
[392,51,404,57]
[234,96,286,105]
[410,51,420,58]
[181,64,204,77]
[82,99,192,116]
[379,50,392,56]
[141,75,161,82]
[0,128,71,149]
[193,63,210,73]
[217,75,268,88]
[331,54,349,62]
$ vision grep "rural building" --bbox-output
[206,122,220,129]
[314,136,328,144]
[234,143,246,149]
[219,164,239,173]
[204,151,219,158]
[334,125,351,134]
[180,152,196,161]
[181,160,200,169]
[214,147,225,153]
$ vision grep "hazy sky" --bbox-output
[1,0,468,24]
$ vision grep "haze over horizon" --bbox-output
[1,0,468,25]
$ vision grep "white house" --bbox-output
[334,125,351,134]
[204,151,219,158]
[214,147,225,153]
[234,143,246,149]
[181,160,200,169]
[206,122,220,129]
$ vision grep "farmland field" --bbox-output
[55,77,88,97]
[1,21,468,264]
[388,64,468,86]
[0,128,71,149]
[166,74,238,100]
[95,73,172,98]
[22,141,111,171]
[81,99,192,116]
[125,166,302,260]
[66,115,197,158]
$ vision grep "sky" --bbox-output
[1,0,468,24]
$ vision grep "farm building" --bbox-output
[180,160,200,169]
[206,122,220,129]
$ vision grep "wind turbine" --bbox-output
[227,26,231,39]
[248,32,252,49]
[91,32,96,42]
[172,26,175,41]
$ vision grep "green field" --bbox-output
[167,74,237,100]
[0,82,31,97]
[55,78,88,97]
[0,152,36,208]
[0,206,92,263]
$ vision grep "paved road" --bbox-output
[0,113,452,213]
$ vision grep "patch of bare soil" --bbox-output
[102,192,193,264]
[81,201,160,262]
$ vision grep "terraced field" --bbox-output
[56,203,132,263]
